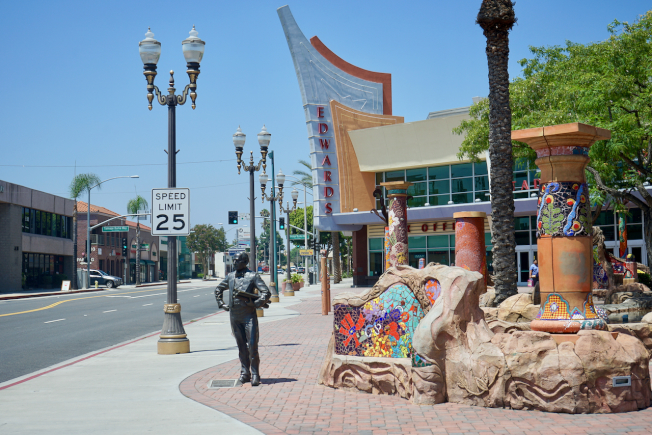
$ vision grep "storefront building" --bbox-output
[76,202,159,284]
[0,179,74,292]
[278,6,648,287]
[159,236,192,281]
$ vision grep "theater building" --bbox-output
[278,6,648,287]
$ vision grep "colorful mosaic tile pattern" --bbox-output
[334,281,440,359]
[536,182,591,237]
[537,292,600,321]
[593,246,609,289]
[535,146,589,158]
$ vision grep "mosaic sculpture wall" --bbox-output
[334,280,440,360]
[536,182,591,237]
[320,264,651,412]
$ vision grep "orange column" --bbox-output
[380,181,413,268]
[453,211,487,292]
[512,123,611,334]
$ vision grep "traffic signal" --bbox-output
[279,217,285,230]
[313,237,318,251]
[228,211,238,224]
[121,238,128,257]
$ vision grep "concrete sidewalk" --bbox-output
[0,281,325,434]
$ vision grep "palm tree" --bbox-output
[293,157,343,283]
[127,195,149,285]
[69,173,101,290]
[477,0,517,305]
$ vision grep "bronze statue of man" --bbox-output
[215,252,271,386]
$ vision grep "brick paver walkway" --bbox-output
[180,287,652,435]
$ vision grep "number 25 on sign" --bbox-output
[151,188,191,236]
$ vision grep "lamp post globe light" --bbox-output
[139,26,205,355]
[232,125,269,275]
[85,176,139,290]
[260,167,286,301]
[278,187,299,294]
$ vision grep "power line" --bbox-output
[49,181,249,196]
[0,158,236,168]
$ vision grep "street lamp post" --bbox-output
[139,26,205,355]
[233,126,269,273]
[283,175,312,287]
[279,188,299,294]
[86,176,139,289]
[259,166,285,301]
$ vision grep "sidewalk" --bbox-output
[3,279,652,434]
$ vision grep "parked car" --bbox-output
[277,269,284,275]
[298,266,305,273]
[262,265,270,273]
[89,269,122,288]
[290,266,297,273]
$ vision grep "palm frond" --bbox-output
[126,195,149,215]
[69,173,102,199]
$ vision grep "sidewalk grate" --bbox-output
[207,379,238,389]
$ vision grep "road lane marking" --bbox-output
[103,310,117,313]
[0,285,210,317]
[143,303,153,306]
[44,318,65,324]
[193,295,201,297]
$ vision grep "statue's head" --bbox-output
[234,252,249,271]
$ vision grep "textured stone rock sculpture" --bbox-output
[319,264,650,412]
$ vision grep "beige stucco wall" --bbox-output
[347,112,472,172]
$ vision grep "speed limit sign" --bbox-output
[151,188,190,236]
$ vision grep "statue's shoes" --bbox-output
[237,374,251,385]
[251,375,261,386]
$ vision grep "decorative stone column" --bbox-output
[380,181,412,268]
[453,211,487,291]
[512,123,611,334]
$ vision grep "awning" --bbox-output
[129,259,155,265]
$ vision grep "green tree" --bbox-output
[186,224,227,277]
[69,173,101,290]
[288,206,313,247]
[126,195,148,285]
[476,0,518,305]
[456,10,652,265]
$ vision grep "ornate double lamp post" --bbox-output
[233,126,270,272]
[138,26,205,355]
[279,188,299,294]
[259,168,286,301]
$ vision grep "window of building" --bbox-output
[21,207,71,240]
[368,237,384,277]
[514,216,535,246]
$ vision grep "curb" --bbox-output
[135,281,191,288]
[0,288,107,301]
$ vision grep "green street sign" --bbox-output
[290,234,311,240]
[102,226,129,232]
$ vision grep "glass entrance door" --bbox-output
[515,248,537,286]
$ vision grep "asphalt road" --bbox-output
[0,281,222,384]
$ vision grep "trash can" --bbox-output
[309,272,314,285]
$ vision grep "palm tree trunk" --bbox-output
[332,231,341,283]
[72,208,78,290]
[136,223,141,285]
[479,0,518,306]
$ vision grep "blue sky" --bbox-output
[1,0,649,243]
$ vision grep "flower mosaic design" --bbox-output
[536,182,591,237]
[424,279,441,305]
[334,283,434,359]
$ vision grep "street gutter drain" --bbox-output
[208,379,239,389]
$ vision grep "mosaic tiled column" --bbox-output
[380,181,413,268]
[453,211,487,292]
[512,123,611,334]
